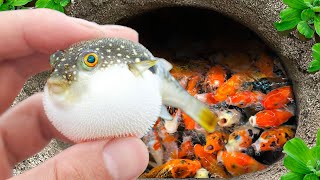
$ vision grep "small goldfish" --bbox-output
[194,144,230,178]
[249,109,294,128]
[254,53,274,77]
[262,86,293,109]
[143,125,164,167]
[214,108,243,128]
[140,159,201,178]
[203,65,226,91]
[214,52,253,73]
[164,109,181,134]
[178,136,194,159]
[252,126,295,153]
[226,91,265,108]
[213,73,250,102]
[217,151,266,176]
[194,93,218,105]
[204,131,229,154]
[225,126,260,152]
[182,112,196,130]
[187,75,202,96]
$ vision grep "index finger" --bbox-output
[0,8,138,60]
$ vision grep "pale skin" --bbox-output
[0,9,148,180]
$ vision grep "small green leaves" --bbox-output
[275,8,302,31]
[11,0,32,6]
[35,0,70,12]
[281,129,320,179]
[297,21,315,38]
[281,172,304,180]
[283,0,309,9]
[308,43,320,72]
[0,0,3,6]
[301,9,315,21]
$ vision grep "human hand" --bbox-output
[0,9,148,180]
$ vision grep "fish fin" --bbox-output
[154,57,173,71]
[128,60,158,76]
[159,105,173,121]
[161,78,218,133]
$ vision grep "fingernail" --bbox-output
[103,137,148,180]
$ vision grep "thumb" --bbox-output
[11,137,149,180]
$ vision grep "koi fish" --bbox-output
[187,75,202,96]
[177,136,194,159]
[249,109,294,128]
[225,126,260,152]
[254,53,274,77]
[194,93,218,105]
[182,112,196,130]
[203,65,226,91]
[215,108,243,128]
[158,126,179,160]
[217,151,266,176]
[204,131,229,154]
[194,168,210,178]
[214,52,253,73]
[142,127,164,167]
[194,144,230,178]
[252,126,295,153]
[164,109,181,134]
[262,86,293,109]
[226,91,265,109]
[140,159,202,178]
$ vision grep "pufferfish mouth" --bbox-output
[47,77,69,94]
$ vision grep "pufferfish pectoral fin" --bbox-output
[159,105,173,121]
[128,60,158,77]
[154,57,173,71]
[161,78,218,133]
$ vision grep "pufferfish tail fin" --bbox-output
[160,73,218,133]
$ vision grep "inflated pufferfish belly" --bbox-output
[43,38,218,142]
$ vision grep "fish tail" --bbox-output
[161,77,218,133]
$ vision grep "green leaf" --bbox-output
[275,8,302,31]
[59,0,69,7]
[283,0,309,9]
[35,0,55,8]
[284,155,312,174]
[303,174,319,180]
[317,129,320,146]
[0,0,3,6]
[51,3,64,12]
[308,43,320,72]
[281,172,305,180]
[301,9,315,21]
[297,21,315,38]
[0,3,14,11]
[283,138,315,168]
[11,0,32,6]
[314,16,320,36]
[312,6,320,12]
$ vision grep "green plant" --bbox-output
[275,0,320,73]
[0,0,70,13]
[281,129,320,180]
[0,0,33,11]
[35,0,70,13]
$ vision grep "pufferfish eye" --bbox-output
[84,53,99,67]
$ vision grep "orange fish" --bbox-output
[203,65,226,91]
[252,126,295,152]
[225,127,260,152]
[186,75,202,96]
[194,144,230,178]
[182,112,196,130]
[158,126,179,160]
[194,93,218,105]
[204,131,229,154]
[214,52,253,73]
[226,91,265,108]
[254,53,274,77]
[178,137,194,159]
[262,86,293,109]
[140,159,201,178]
[213,73,252,102]
[217,151,266,176]
[215,108,242,128]
[249,109,293,128]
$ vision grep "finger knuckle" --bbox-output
[52,159,86,180]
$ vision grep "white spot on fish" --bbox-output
[110,61,114,64]
[144,53,148,57]
[133,49,137,55]
[107,56,111,58]
[117,54,122,57]
[107,49,111,53]
[135,58,140,62]
[117,59,121,63]
[73,71,77,75]
[61,58,66,62]
[117,48,121,51]
[72,65,76,68]
[109,43,112,47]
[120,45,125,49]
[96,48,100,51]
[126,55,130,58]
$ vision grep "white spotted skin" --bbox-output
[43,65,162,142]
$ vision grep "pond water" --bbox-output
[119,7,297,178]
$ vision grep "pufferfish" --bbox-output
[43,38,218,142]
